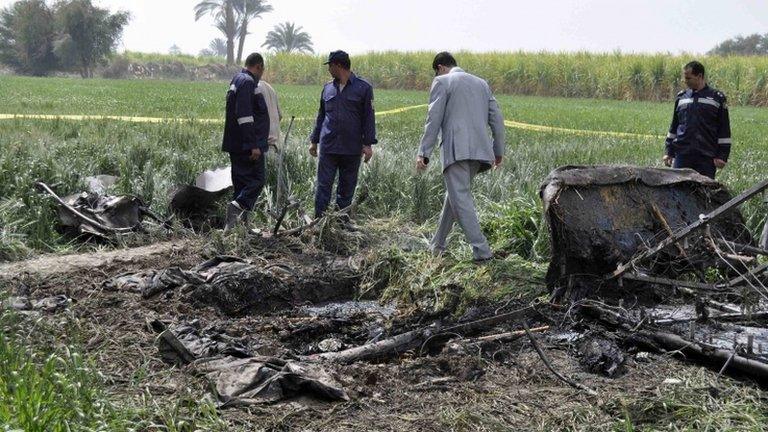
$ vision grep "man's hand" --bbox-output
[309,143,318,157]
[662,155,673,167]
[249,148,262,161]
[362,145,373,163]
[714,158,727,169]
[494,155,503,168]
[416,156,428,171]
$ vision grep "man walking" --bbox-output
[222,53,271,231]
[309,50,377,221]
[417,52,505,262]
[663,61,732,179]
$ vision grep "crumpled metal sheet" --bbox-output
[540,165,752,289]
[58,191,143,237]
[626,304,768,365]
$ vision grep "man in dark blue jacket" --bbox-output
[222,53,271,231]
[309,50,377,220]
[663,61,732,179]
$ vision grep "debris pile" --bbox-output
[105,255,361,316]
[542,165,768,383]
[36,179,164,239]
[541,165,752,297]
[151,319,348,406]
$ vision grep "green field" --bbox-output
[1,75,768,259]
[3,74,768,431]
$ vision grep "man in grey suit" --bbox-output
[416,52,506,262]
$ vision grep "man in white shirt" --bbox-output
[256,80,282,148]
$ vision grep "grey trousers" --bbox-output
[430,160,493,260]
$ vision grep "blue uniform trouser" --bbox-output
[673,152,716,179]
[229,152,266,211]
[315,153,362,218]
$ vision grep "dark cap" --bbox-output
[323,50,350,65]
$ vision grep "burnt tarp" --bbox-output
[192,356,349,407]
[540,165,753,290]
[169,166,232,223]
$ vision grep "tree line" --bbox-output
[709,33,768,56]
[0,0,316,78]
[0,0,128,77]
[193,0,313,64]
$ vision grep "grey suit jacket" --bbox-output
[418,67,505,172]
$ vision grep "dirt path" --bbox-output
[0,239,197,281]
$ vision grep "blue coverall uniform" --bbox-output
[665,85,732,179]
[310,73,377,217]
[222,69,270,210]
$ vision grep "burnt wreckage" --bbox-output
[541,165,768,380]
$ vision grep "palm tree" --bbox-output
[262,22,314,54]
[194,0,236,65]
[233,0,272,64]
[209,38,227,57]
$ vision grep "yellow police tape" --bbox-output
[0,104,428,124]
[0,113,216,123]
[503,120,662,139]
[0,103,662,139]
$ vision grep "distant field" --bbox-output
[1,75,767,257]
[118,51,768,106]
[263,51,768,106]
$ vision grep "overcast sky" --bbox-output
[2,0,767,56]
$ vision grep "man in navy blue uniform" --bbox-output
[222,53,271,231]
[309,50,377,221]
[663,61,732,179]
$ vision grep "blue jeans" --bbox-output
[673,153,716,179]
[315,153,362,218]
[229,152,266,210]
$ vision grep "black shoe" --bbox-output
[224,201,244,232]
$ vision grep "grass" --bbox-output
[1,75,768,258]
[0,306,225,431]
[0,313,113,430]
[433,356,768,432]
[364,246,547,313]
